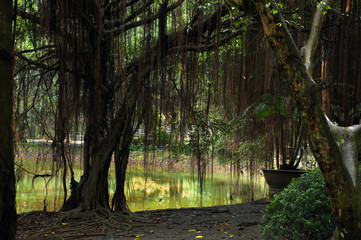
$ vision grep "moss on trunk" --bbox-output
[229,0,361,238]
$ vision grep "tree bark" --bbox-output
[228,0,361,238]
[0,1,17,239]
[112,117,133,213]
[79,37,113,211]
[253,1,361,239]
[74,5,232,212]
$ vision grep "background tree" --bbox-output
[0,0,17,239]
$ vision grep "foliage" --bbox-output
[155,130,171,147]
[261,169,335,240]
[130,129,170,152]
[12,0,361,218]
[130,139,146,152]
[236,135,270,164]
[254,94,290,121]
[170,142,193,156]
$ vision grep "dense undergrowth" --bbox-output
[262,167,361,240]
[262,169,334,240]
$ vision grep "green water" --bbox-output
[16,162,268,213]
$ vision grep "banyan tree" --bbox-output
[14,0,254,213]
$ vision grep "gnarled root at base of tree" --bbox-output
[17,209,151,240]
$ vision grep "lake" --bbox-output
[15,158,268,213]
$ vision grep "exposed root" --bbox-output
[17,209,151,240]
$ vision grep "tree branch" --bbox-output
[15,53,58,71]
[105,0,185,38]
[300,0,334,74]
[104,0,154,27]
[104,0,140,15]
[16,9,40,24]
[326,115,361,187]
[168,28,244,53]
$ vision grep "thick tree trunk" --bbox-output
[79,38,113,211]
[0,1,17,239]
[62,3,238,213]
[247,1,361,239]
[228,0,361,238]
[79,69,141,212]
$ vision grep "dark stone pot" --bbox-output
[262,168,305,198]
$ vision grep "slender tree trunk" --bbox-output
[0,1,17,238]
[112,118,133,213]
[111,83,140,213]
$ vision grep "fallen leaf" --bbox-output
[61,222,68,226]
[149,230,154,234]
[43,234,49,237]
[195,236,203,239]
[189,229,197,232]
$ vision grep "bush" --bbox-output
[261,169,335,240]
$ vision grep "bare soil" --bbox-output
[17,198,269,240]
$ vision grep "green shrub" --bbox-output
[261,169,335,240]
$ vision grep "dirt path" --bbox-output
[17,199,269,240]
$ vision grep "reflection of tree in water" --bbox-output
[210,181,228,206]
[169,178,183,208]
[16,162,268,212]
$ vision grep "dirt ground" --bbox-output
[17,198,269,240]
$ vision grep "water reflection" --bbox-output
[16,164,268,213]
